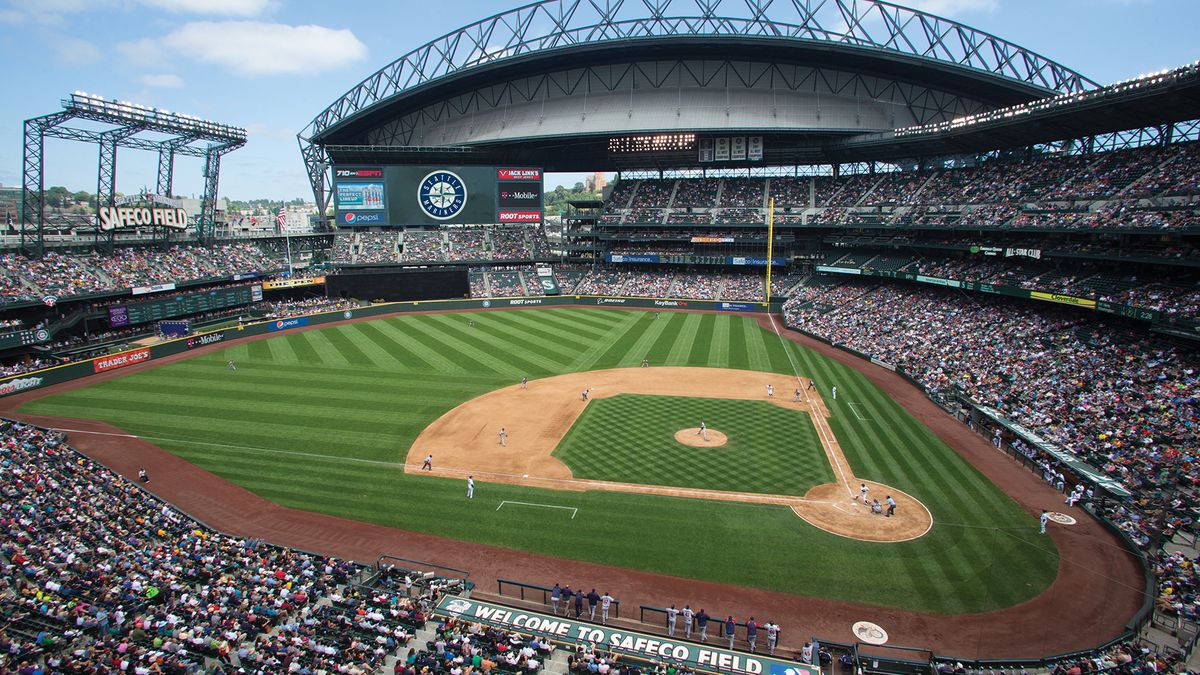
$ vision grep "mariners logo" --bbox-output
[417,170,467,220]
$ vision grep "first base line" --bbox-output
[496,500,577,519]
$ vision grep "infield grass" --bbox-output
[22,308,1059,613]
[554,394,834,495]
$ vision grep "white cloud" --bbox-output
[137,0,271,17]
[50,34,101,65]
[139,73,185,88]
[905,0,1000,16]
[121,21,367,76]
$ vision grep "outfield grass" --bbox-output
[554,394,833,495]
[22,308,1059,613]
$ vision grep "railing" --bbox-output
[639,605,783,653]
[497,578,620,620]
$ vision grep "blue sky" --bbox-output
[0,0,1197,200]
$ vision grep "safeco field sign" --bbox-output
[436,597,817,675]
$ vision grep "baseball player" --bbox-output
[468,319,475,327]
[1039,510,1049,534]
[856,483,869,502]
[807,379,816,390]
[682,605,695,638]
[746,617,758,653]
[832,385,837,400]
[499,428,507,446]
[422,454,432,471]
[766,384,774,397]
[600,591,614,624]
[466,476,474,499]
[794,388,802,401]
[1066,484,1084,507]
[724,616,736,649]
[764,621,779,655]
[698,422,708,441]
[666,604,679,636]
[587,589,600,620]
[551,584,562,615]
[581,389,589,401]
[521,376,527,389]
[886,495,896,517]
[227,360,237,371]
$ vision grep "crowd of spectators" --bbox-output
[400,231,446,262]
[0,244,284,305]
[0,420,369,673]
[358,233,400,264]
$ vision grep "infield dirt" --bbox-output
[406,366,931,542]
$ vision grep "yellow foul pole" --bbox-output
[765,197,775,308]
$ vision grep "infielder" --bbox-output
[794,388,802,401]
[467,476,474,499]
[499,428,507,447]
[766,384,774,397]
[581,389,589,401]
[521,376,527,389]
[666,604,679,636]
[422,454,433,471]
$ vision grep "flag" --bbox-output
[276,206,285,234]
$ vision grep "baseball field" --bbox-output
[20,307,1058,614]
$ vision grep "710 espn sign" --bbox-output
[98,206,190,231]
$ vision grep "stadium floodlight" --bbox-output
[65,93,247,142]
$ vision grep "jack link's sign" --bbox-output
[98,205,190,231]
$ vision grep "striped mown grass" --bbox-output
[22,308,1058,613]
[554,394,833,495]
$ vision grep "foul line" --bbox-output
[496,500,577,519]
[766,314,855,498]
[848,402,871,422]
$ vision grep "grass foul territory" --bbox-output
[22,308,1058,613]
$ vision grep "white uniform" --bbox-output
[682,607,695,638]
[858,484,869,502]
[600,594,613,624]
[467,477,474,499]
[832,385,837,400]
[766,384,773,397]
[666,606,679,636]
[765,622,779,655]
[1039,511,1049,534]
[499,428,506,446]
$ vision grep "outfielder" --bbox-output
[467,476,474,499]
[521,376,527,389]
[832,385,838,400]
[227,360,237,371]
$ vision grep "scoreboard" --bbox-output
[333,165,543,227]
[109,285,261,327]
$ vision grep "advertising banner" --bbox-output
[0,376,45,397]
[93,348,151,373]
[1030,291,1096,309]
[262,277,326,290]
[608,254,661,264]
[133,283,176,296]
[718,301,760,312]
[815,265,861,275]
[186,331,226,349]
[435,596,816,675]
[728,257,787,267]
[267,316,309,332]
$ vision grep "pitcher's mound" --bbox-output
[675,428,728,447]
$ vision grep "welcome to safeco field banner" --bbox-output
[436,596,817,675]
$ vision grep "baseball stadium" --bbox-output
[1,1,1198,673]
